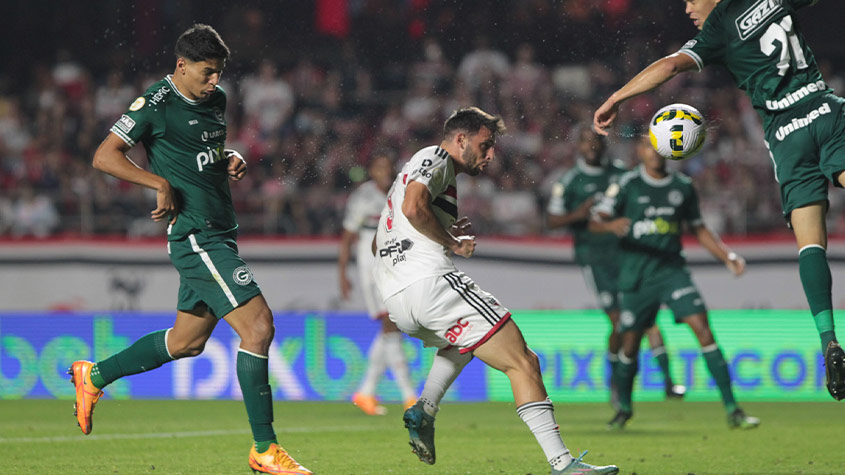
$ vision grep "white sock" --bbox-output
[419,346,473,416]
[516,398,571,469]
[607,351,619,364]
[382,331,416,400]
[358,332,387,395]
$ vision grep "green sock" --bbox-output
[93,329,173,389]
[237,350,277,452]
[607,352,619,387]
[614,357,637,413]
[799,246,837,352]
[702,346,736,413]
[652,346,672,386]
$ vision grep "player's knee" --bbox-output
[240,310,276,349]
[169,339,206,358]
[513,347,541,375]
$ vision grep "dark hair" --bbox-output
[443,107,506,139]
[175,24,230,63]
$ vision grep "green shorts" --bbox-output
[168,230,261,319]
[618,267,706,332]
[764,93,845,222]
[581,262,620,313]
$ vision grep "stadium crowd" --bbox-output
[1,0,844,238]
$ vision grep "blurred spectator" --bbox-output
[0,0,841,238]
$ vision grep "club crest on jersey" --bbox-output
[668,190,683,206]
[212,107,224,123]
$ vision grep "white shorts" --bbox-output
[384,271,511,353]
[358,258,387,319]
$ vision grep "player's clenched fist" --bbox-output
[453,235,476,258]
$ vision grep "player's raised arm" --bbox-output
[402,181,475,258]
[92,132,176,222]
[593,53,698,136]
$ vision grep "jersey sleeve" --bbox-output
[407,154,449,198]
[676,15,726,71]
[342,187,365,233]
[109,95,156,148]
[594,181,624,217]
[547,180,568,215]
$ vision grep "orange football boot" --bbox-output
[67,361,104,435]
[248,443,313,474]
[352,392,387,416]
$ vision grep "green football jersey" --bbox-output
[110,76,235,240]
[595,167,703,291]
[547,159,628,264]
[677,0,828,126]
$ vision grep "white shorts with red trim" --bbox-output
[384,271,511,353]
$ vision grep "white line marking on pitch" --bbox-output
[0,425,379,444]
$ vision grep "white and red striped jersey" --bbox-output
[374,145,459,299]
[342,180,386,270]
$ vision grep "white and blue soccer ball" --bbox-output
[648,103,706,160]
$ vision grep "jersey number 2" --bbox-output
[759,15,808,77]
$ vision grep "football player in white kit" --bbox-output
[338,152,417,415]
[373,107,619,475]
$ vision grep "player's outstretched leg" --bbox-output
[403,400,436,464]
[552,451,619,475]
[248,443,312,475]
[823,341,845,401]
[67,361,104,435]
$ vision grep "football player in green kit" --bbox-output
[67,24,312,474]
[592,135,759,429]
[546,125,686,404]
[594,0,845,402]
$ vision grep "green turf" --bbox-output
[0,400,843,474]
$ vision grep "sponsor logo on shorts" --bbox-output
[620,310,635,328]
[735,0,783,40]
[233,266,253,285]
[671,286,696,301]
[445,318,470,344]
[774,102,831,141]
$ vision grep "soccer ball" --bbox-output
[648,103,706,160]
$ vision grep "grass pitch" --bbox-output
[0,400,843,474]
